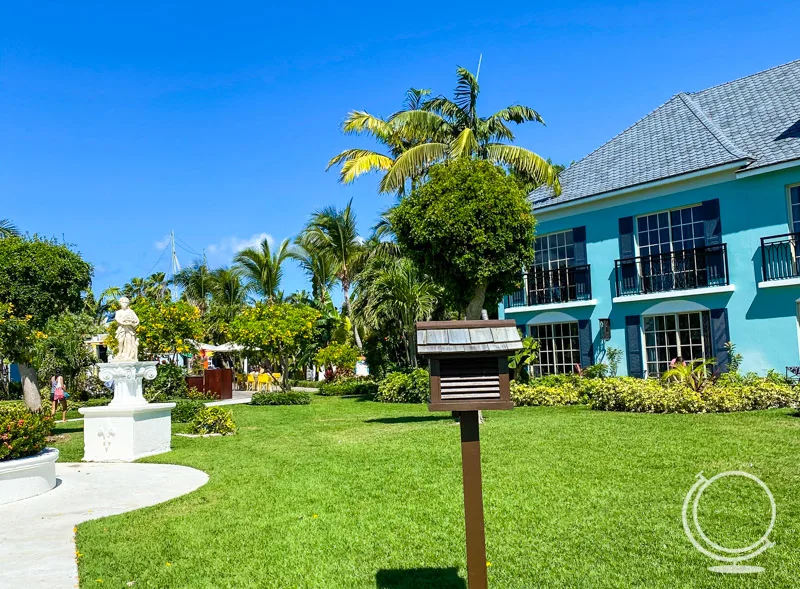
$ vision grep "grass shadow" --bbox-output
[376,567,465,589]
[52,424,84,434]
[365,415,451,425]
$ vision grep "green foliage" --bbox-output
[172,399,206,423]
[661,359,716,392]
[0,380,23,401]
[391,159,536,314]
[374,369,430,403]
[724,341,743,373]
[578,363,608,378]
[35,312,99,392]
[67,397,111,412]
[605,346,623,377]
[143,364,188,401]
[288,379,322,389]
[190,406,237,435]
[107,299,202,359]
[0,407,53,461]
[315,343,360,372]
[510,380,583,407]
[319,379,378,397]
[0,236,92,330]
[0,302,37,364]
[251,391,312,406]
[508,336,539,382]
[186,386,216,401]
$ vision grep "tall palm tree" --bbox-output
[84,286,122,323]
[174,260,212,312]
[205,267,248,344]
[291,234,337,306]
[302,200,365,349]
[328,67,560,194]
[122,277,148,301]
[234,238,294,302]
[0,219,20,238]
[145,272,172,301]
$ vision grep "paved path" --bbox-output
[0,462,208,589]
[205,389,254,406]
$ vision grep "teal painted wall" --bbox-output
[502,166,800,375]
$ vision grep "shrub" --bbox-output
[172,399,206,423]
[0,381,23,401]
[510,380,582,407]
[587,377,703,413]
[375,369,430,403]
[315,343,360,374]
[144,363,188,400]
[190,406,236,435]
[67,397,111,412]
[251,391,311,406]
[0,407,53,461]
[289,379,322,389]
[319,379,378,397]
[187,386,216,401]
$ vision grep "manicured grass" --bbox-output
[50,398,800,588]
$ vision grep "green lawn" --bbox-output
[49,397,800,588]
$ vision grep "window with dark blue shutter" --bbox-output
[577,319,593,368]
[709,308,730,373]
[625,315,643,378]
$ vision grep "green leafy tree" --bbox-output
[291,234,337,306]
[391,159,536,319]
[229,303,320,390]
[315,343,360,374]
[35,312,100,394]
[204,268,249,344]
[234,238,293,302]
[0,237,92,410]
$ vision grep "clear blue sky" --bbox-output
[2,1,799,298]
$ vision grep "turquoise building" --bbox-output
[499,60,800,378]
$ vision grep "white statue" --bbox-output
[113,297,140,362]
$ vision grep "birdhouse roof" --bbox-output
[415,320,523,355]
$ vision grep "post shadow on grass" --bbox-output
[365,415,452,425]
[375,567,466,589]
[51,424,84,434]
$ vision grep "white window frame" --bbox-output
[533,229,575,271]
[634,203,706,257]
[530,321,581,376]
[641,311,710,378]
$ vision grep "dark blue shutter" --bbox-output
[710,308,730,373]
[578,319,593,368]
[572,226,590,299]
[517,324,527,337]
[702,199,726,286]
[618,217,637,296]
[625,315,643,378]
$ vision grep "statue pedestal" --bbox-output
[80,362,175,462]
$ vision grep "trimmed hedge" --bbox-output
[173,399,206,423]
[191,406,236,435]
[510,380,583,407]
[289,380,322,389]
[319,379,378,397]
[251,392,311,406]
[0,407,53,461]
[374,369,429,403]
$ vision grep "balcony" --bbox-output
[614,244,730,298]
[504,264,592,309]
[761,232,800,283]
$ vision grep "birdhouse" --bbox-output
[416,320,523,412]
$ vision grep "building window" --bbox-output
[534,230,575,270]
[643,311,712,377]
[637,205,705,256]
[790,186,800,234]
[530,321,580,375]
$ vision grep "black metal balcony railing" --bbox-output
[761,233,800,281]
[504,264,592,308]
[614,244,729,297]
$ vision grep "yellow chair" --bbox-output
[247,374,256,391]
[257,373,271,392]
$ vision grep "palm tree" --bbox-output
[122,277,148,301]
[0,219,20,238]
[291,234,337,306]
[301,200,365,349]
[174,260,212,312]
[84,286,122,323]
[145,272,172,301]
[328,67,560,194]
[234,238,294,302]
[205,267,248,344]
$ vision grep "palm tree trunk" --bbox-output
[465,283,488,320]
[19,363,41,412]
[342,282,363,350]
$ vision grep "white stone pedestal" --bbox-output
[80,361,175,462]
[0,448,59,505]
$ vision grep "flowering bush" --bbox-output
[106,299,202,359]
[374,369,429,403]
[190,406,236,435]
[510,380,583,407]
[0,407,53,461]
[315,343,360,374]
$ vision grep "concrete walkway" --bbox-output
[0,462,208,589]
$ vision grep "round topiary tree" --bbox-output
[391,159,536,319]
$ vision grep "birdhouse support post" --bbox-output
[460,409,488,589]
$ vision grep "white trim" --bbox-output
[535,161,745,221]
[526,311,579,326]
[736,158,800,179]
[641,299,710,314]
[758,277,800,289]
[504,299,597,314]
[612,284,734,304]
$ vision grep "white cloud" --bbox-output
[206,233,275,261]
[154,235,171,250]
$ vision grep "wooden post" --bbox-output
[460,410,488,589]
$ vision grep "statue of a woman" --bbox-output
[113,297,140,362]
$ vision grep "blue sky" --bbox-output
[2,1,799,298]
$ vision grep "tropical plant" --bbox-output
[35,312,100,394]
[605,346,623,377]
[508,337,540,382]
[0,219,20,239]
[391,158,536,318]
[315,343,360,374]
[661,359,717,392]
[174,260,213,312]
[291,234,337,306]
[300,200,365,348]
[234,237,293,302]
[83,286,122,323]
[724,341,743,374]
[191,406,236,435]
[328,67,560,194]
[122,272,172,302]
[203,267,249,344]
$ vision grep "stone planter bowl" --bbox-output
[0,448,59,505]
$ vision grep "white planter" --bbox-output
[0,448,59,505]
[80,403,176,462]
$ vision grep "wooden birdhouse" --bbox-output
[416,320,522,412]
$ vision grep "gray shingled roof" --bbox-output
[532,60,800,208]
[416,321,522,355]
